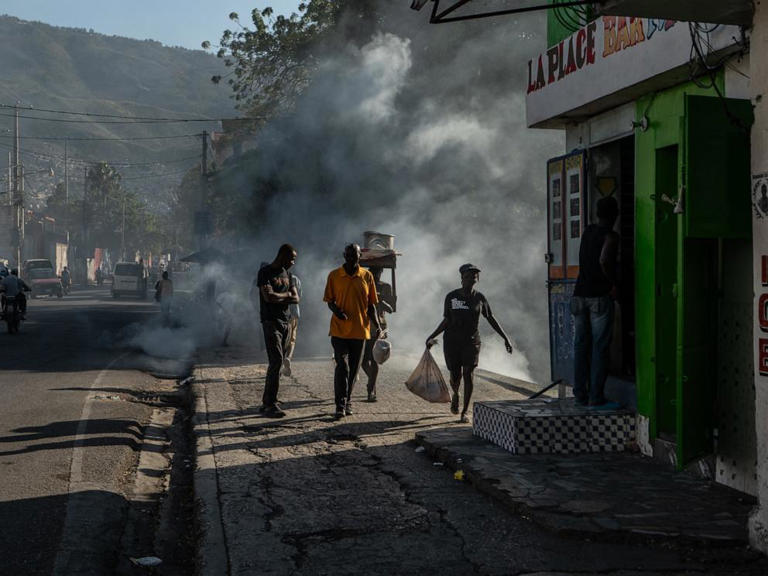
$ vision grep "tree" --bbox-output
[205,0,378,117]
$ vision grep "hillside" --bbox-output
[0,15,238,209]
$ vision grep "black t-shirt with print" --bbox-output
[256,265,291,322]
[443,288,490,343]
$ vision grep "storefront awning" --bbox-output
[600,0,753,27]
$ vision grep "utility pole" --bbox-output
[121,195,126,261]
[64,137,68,204]
[13,104,23,269]
[81,165,88,285]
[195,130,210,250]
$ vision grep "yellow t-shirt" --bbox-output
[323,266,379,339]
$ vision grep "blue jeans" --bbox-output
[571,295,614,405]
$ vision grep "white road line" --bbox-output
[53,351,129,575]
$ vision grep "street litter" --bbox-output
[432,462,444,467]
[414,446,425,453]
[454,470,465,481]
[130,556,162,567]
[405,348,451,403]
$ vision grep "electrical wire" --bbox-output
[0,103,218,122]
[0,133,203,142]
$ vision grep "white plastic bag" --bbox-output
[372,339,391,364]
[405,348,451,403]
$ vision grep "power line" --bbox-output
[0,140,199,167]
[0,132,203,142]
[0,102,221,122]
[0,111,227,124]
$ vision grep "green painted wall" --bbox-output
[547,1,595,47]
[634,78,724,440]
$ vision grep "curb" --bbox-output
[192,379,229,576]
[415,430,748,549]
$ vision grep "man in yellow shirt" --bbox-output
[324,244,381,419]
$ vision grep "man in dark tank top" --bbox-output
[571,196,620,408]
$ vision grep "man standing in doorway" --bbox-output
[324,244,381,419]
[571,196,620,409]
[251,244,299,418]
[426,263,513,423]
[361,266,394,402]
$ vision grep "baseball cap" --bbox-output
[459,263,481,275]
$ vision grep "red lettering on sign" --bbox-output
[763,255,768,286]
[759,338,768,376]
[603,16,617,57]
[547,45,559,84]
[629,17,646,45]
[575,29,587,68]
[760,294,768,333]
[587,21,596,64]
[617,18,631,50]
[564,36,578,75]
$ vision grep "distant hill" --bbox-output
[0,15,238,209]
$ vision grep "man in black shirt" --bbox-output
[426,263,513,423]
[250,244,299,418]
[571,196,620,408]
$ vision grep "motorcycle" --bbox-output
[3,296,22,334]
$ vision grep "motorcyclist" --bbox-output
[1,269,31,319]
[61,266,72,293]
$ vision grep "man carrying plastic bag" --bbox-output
[424,263,513,423]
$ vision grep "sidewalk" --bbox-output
[192,346,766,575]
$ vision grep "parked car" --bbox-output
[111,262,147,299]
[23,258,54,278]
[27,267,63,298]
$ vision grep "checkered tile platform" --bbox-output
[473,398,636,455]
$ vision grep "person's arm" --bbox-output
[327,301,347,320]
[324,272,347,320]
[483,298,513,353]
[368,303,381,339]
[20,280,31,292]
[600,231,620,297]
[426,318,448,348]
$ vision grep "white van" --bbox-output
[111,262,147,299]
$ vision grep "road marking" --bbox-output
[53,351,129,575]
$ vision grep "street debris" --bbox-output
[432,462,444,467]
[414,446,425,453]
[454,470,465,481]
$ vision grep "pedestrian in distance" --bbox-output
[250,244,299,418]
[154,271,174,326]
[282,272,302,378]
[361,266,395,402]
[571,195,620,409]
[426,263,513,423]
[324,243,381,419]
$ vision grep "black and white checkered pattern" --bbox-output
[473,399,636,455]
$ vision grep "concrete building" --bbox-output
[521,0,766,554]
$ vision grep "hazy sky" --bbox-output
[0,0,301,50]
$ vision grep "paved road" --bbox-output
[0,287,188,575]
[195,347,767,576]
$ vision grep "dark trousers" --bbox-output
[331,337,364,410]
[263,320,290,407]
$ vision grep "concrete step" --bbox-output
[473,397,636,455]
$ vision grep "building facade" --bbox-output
[525,2,767,553]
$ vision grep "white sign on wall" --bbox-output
[525,17,741,127]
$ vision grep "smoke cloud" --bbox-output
[135,3,562,384]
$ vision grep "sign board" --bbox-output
[525,17,741,127]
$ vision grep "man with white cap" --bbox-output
[426,263,513,423]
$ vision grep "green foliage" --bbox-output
[209,0,377,117]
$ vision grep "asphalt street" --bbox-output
[195,347,768,575]
[0,286,190,575]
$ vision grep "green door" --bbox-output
[678,95,752,465]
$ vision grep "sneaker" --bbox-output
[334,408,345,420]
[264,404,286,418]
[345,404,353,416]
[367,392,377,402]
[450,393,459,415]
[459,413,469,424]
[258,404,267,413]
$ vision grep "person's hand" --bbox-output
[335,311,348,321]
[372,327,382,340]
[426,338,437,349]
[504,339,513,354]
